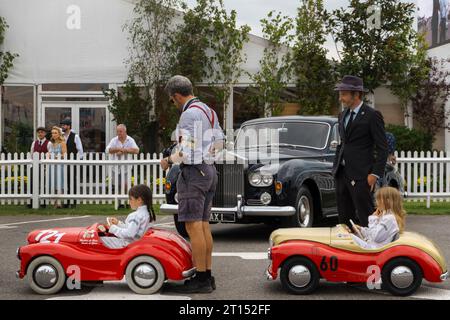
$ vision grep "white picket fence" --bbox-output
[0,152,166,209]
[1,151,450,209]
[394,151,450,207]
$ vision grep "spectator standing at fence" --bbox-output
[30,127,49,155]
[48,126,67,209]
[106,124,139,204]
[60,118,83,208]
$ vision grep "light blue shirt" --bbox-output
[176,98,225,165]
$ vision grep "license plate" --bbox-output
[209,212,236,223]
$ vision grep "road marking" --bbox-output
[213,252,267,260]
[0,216,92,230]
[47,279,190,300]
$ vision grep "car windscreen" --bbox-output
[236,121,330,150]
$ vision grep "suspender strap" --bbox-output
[188,105,215,129]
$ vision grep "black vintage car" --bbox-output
[160,116,404,236]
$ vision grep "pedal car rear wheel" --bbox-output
[382,257,423,296]
[27,256,66,295]
[126,256,165,294]
[280,256,320,294]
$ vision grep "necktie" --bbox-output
[346,111,355,132]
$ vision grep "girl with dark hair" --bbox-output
[101,184,155,249]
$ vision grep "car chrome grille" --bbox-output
[213,162,244,208]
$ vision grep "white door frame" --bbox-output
[40,101,111,148]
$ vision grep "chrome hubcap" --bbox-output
[288,265,311,288]
[34,264,58,289]
[390,266,414,289]
[298,196,311,227]
[133,263,156,288]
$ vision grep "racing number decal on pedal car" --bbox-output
[35,230,66,243]
[320,256,338,272]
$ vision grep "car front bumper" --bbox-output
[160,195,296,219]
[160,203,296,218]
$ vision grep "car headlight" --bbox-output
[249,173,273,187]
[16,247,21,260]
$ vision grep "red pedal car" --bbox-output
[266,225,448,296]
[16,223,194,295]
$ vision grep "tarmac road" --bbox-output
[0,214,449,300]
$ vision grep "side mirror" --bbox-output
[330,140,339,151]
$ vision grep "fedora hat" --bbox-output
[334,75,368,92]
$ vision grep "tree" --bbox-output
[120,0,183,152]
[169,0,214,84]
[411,57,450,140]
[327,0,417,101]
[247,11,294,117]
[0,17,18,85]
[294,0,336,115]
[103,80,151,152]
[389,33,430,122]
[208,0,250,128]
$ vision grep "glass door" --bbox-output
[41,103,108,152]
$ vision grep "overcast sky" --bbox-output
[185,0,418,59]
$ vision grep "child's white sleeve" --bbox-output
[366,216,397,243]
[109,218,140,239]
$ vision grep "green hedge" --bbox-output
[385,124,433,152]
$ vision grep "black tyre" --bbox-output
[173,214,188,238]
[381,257,423,296]
[283,186,314,228]
[280,256,320,294]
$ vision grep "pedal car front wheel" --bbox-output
[280,256,320,294]
[27,256,66,295]
[126,256,165,294]
[382,257,423,296]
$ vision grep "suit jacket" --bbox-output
[332,103,388,180]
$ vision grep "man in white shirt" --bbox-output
[106,124,140,200]
[106,124,139,158]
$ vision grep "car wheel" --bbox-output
[173,214,189,238]
[126,256,165,294]
[27,256,66,295]
[284,186,314,228]
[280,256,320,295]
[381,258,423,296]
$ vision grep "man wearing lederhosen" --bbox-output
[161,75,224,293]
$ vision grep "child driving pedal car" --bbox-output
[350,187,406,249]
[100,184,156,249]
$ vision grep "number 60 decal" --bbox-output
[320,256,338,272]
[35,230,66,244]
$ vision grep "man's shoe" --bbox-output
[175,277,213,294]
[185,276,216,290]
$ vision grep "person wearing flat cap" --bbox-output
[332,75,388,228]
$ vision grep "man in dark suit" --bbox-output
[332,75,388,227]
